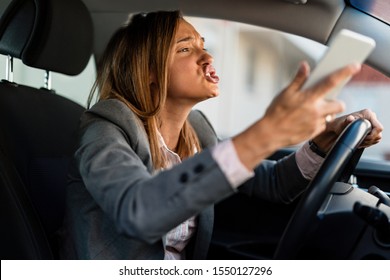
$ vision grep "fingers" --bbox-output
[339,109,383,148]
[364,110,384,133]
[320,98,345,119]
[348,109,384,134]
[288,62,359,121]
[287,61,310,92]
[361,109,383,147]
[360,130,382,148]
[307,63,362,99]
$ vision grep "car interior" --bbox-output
[0,0,389,260]
[0,0,92,259]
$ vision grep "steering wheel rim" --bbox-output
[274,118,372,259]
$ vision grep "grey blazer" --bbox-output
[60,99,308,259]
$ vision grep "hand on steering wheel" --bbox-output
[274,118,372,259]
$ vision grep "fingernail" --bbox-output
[351,63,361,72]
[346,115,356,122]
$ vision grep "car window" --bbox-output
[349,0,390,24]
[1,16,389,162]
[0,55,96,107]
[189,16,323,137]
[188,16,390,162]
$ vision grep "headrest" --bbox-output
[0,0,93,76]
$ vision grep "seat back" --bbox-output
[0,0,93,259]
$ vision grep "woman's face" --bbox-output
[166,19,220,106]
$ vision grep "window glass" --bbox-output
[2,16,389,162]
[0,55,96,107]
[349,0,390,24]
[187,17,390,162]
[339,65,390,160]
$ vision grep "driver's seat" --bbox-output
[0,0,93,259]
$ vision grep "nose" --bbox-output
[199,50,214,65]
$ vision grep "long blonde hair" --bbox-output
[88,11,201,169]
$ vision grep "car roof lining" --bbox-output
[82,0,390,77]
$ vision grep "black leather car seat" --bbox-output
[0,0,93,259]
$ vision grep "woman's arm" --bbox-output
[76,115,233,244]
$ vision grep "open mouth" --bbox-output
[204,64,220,84]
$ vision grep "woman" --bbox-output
[60,11,382,259]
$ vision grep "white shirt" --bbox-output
[157,133,197,260]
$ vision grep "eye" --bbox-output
[178,47,190,53]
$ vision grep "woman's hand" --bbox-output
[260,61,357,147]
[312,109,383,152]
[233,61,362,170]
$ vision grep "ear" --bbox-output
[149,71,158,94]
[149,71,157,85]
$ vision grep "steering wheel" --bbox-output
[274,118,372,259]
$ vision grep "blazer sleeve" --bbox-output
[75,115,235,244]
[238,154,310,204]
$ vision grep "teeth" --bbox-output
[205,73,211,77]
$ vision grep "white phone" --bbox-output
[302,29,376,100]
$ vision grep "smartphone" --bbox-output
[302,29,376,100]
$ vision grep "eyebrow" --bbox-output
[176,36,205,44]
